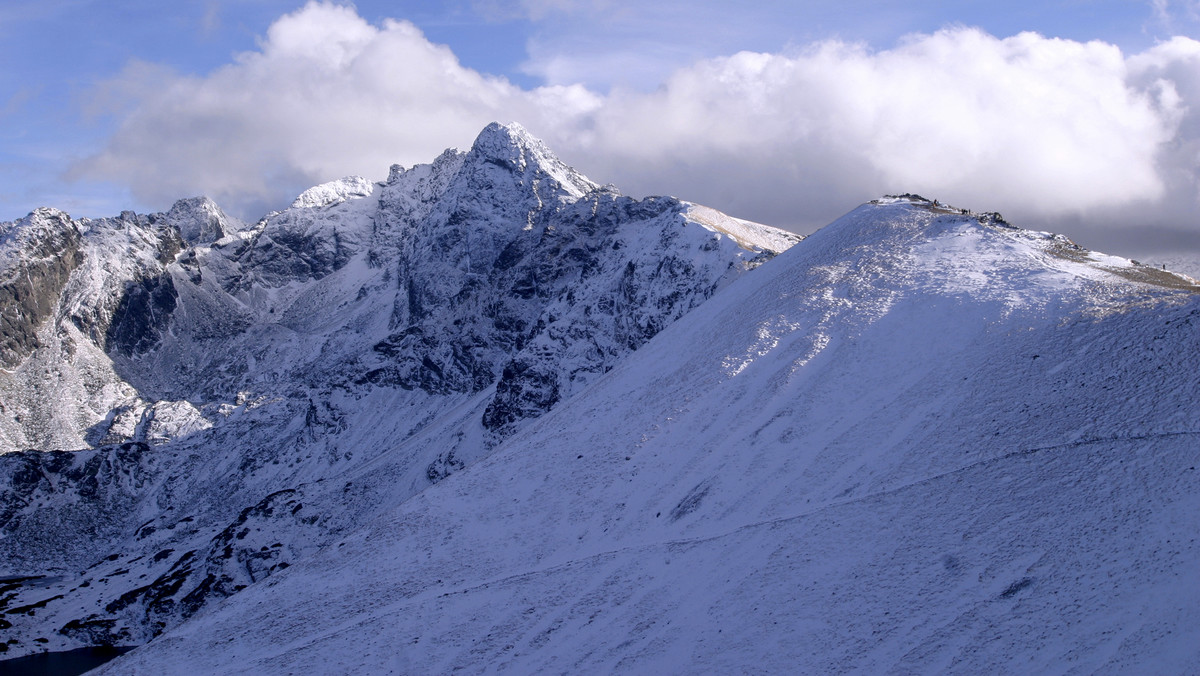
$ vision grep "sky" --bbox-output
[2,0,1199,263]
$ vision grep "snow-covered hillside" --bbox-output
[0,123,797,659]
[88,195,1200,674]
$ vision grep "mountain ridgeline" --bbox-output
[0,123,798,656]
[2,124,1198,673]
[95,194,1199,675]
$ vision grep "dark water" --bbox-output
[0,576,64,590]
[0,646,135,676]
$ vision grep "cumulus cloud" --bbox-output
[75,1,1200,245]
[565,30,1189,229]
[74,2,599,218]
[1129,38,1200,200]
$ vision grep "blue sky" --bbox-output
[2,1,1199,259]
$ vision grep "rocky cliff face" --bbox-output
[0,123,798,657]
[0,209,84,368]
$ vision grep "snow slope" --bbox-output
[94,196,1200,673]
[0,123,798,658]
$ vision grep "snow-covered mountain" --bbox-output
[0,123,798,659]
[84,195,1200,674]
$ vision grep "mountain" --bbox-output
[0,123,798,659]
[87,195,1200,674]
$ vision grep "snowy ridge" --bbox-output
[683,202,802,253]
[88,196,1200,674]
[289,176,376,210]
[0,123,796,659]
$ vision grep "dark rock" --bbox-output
[104,274,178,357]
[0,210,84,367]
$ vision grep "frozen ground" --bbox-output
[95,197,1200,673]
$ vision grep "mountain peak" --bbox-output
[471,121,535,152]
[165,196,241,245]
[466,122,598,198]
[792,195,1200,303]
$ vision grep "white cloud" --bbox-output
[1128,37,1200,206]
[1148,0,1200,30]
[561,29,1187,229]
[74,1,599,218]
[75,2,1200,245]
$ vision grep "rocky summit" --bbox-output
[0,122,797,658]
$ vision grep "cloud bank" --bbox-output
[76,1,1200,242]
